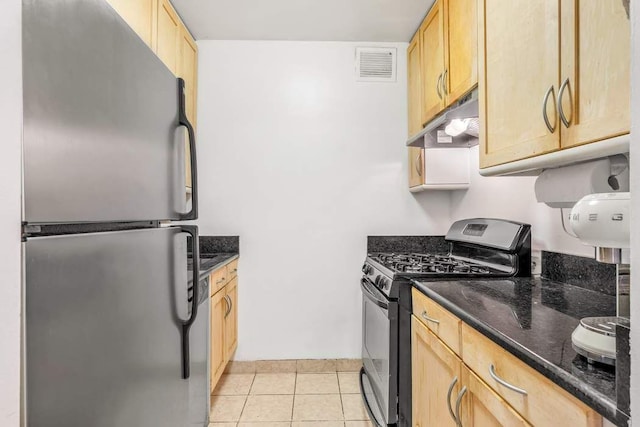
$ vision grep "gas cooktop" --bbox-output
[368,252,506,276]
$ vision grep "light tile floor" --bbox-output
[210,372,372,427]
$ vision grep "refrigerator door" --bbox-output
[24,227,202,427]
[23,0,192,223]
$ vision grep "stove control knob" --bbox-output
[380,278,388,289]
[375,275,381,286]
[361,264,367,273]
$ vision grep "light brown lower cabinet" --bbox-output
[412,295,604,427]
[210,260,239,394]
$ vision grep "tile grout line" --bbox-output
[291,373,297,422]
[236,373,256,423]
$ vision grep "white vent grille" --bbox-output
[355,47,397,82]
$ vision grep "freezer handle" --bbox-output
[178,78,198,221]
[180,225,199,379]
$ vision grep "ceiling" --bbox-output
[171,0,435,42]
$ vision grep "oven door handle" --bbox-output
[360,278,389,310]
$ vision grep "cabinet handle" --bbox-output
[446,376,459,424]
[224,295,232,318]
[415,153,423,177]
[454,386,468,427]
[231,268,238,274]
[557,77,572,128]
[442,69,448,96]
[489,364,528,395]
[542,85,557,133]
[436,73,443,100]
[421,310,440,324]
[216,277,226,285]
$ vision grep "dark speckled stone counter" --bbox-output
[367,236,448,254]
[187,236,239,284]
[411,277,628,426]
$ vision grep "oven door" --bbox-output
[360,277,390,426]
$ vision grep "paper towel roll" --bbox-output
[534,156,629,208]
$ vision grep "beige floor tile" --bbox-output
[225,361,257,374]
[240,395,295,422]
[295,373,339,395]
[340,395,369,421]
[214,374,255,396]
[336,360,362,372]
[210,395,247,422]
[256,360,297,373]
[292,422,345,427]
[238,423,291,427]
[250,373,296,395]
[297,360,337,373]
[209,424,238,427]
[337,372,360,394]
[344,422,373,427]
[292,394,344,421]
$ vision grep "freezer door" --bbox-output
[23,0,189,223]
[24,227,200,427]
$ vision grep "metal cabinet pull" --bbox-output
[557,77,572,128]
[446,376,459,424]
[489,364,528,395]
[216,277,225,285]
[415,153,423,176]
[421,310,440,324]
[442,69,448,96]
[542,85,557,133]
[224,295,232,318]
[454,386,468,427]
[436,73,443,100]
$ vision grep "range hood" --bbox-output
[407,89,479,148]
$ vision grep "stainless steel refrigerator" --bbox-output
[22,0,208,425]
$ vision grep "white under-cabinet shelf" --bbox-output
[410,147,470,192]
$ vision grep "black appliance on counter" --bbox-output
[358,218,531,427]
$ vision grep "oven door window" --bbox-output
[361,283,390,424]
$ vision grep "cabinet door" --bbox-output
[105,0,155,47]
[155,0,181,75]
[459,367,530,427]
[559,0,630,149]
[479,0,560,169]
[408,147,424,188]
[443,0,477,105]
[420,0,446,125]
[178,27,198,188]
[210,289,226,392]
[224,277,238,360]
[412,316,461,427]
[408,32,423,136]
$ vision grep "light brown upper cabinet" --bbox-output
[444,0,478,104]
[558,1,630,149]
[155,0,181,75]
[420,0,446,125]
[106,0,156,47]
[479,0,630,169]
[413,0,478,127]
[408,32,423,136]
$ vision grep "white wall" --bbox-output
[0,0,22,425]
[630,0,639,422]
[450,146,594,259]
[196,40,451,359]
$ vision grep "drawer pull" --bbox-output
[216,277,226,284]
[421,310,440,325]
[446,376,458,424]
[454,386,468,427]
[231,268,238,273]
[489,364,528,395]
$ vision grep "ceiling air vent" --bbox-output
[355,47,397,82]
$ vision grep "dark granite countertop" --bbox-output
[411,276,628,426]
[188,253,238,284]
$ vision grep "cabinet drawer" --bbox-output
[461,324,602,427]
[412,288,461,355]
[227,259,238,280]
[210,266,228,296]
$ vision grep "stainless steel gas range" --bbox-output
[358,218,532,427]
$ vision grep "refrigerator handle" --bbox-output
[180,225,199,379]
[178,78,198,221]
